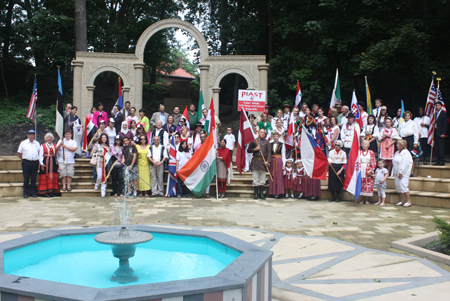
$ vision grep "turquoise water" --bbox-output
[4,233,241,288]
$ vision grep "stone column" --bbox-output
[212,87,221,115]
[258,64,270,92]
[199,64,210,104]
[86,85,95,111]
[134,63,145,110]
[72,60,84,113]
[122,86,130,107]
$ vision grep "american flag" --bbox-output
[26,76,37,123]
[428,84,446,146]
[165,135,178,197]
[425,79,437,119]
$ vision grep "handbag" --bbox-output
[89,155,97,166]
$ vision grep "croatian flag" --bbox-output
[165,135,178,197]
[300,125,327,180]
[343,129,362,199]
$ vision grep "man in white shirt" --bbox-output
[147,136,168,196]
[283,104,291,119]
[224,127,236,156]
[339,106,350,128]
[341,113,361,156]
[151,120,169,146]
[372,99,382,119]
[17,129,40,198]
[271,110,287,131]
[123,101,131,119]
[56,130,78,191]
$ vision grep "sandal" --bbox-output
[61,187,67,192]
[67,187,72,192]
[403,203,412,208]
[395,201,404,206]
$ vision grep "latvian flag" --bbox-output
[165,135,178,197]
[178,132,217,197]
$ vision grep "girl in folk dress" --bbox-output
[293,160,305,199]
[315,108,328,155]
[283,159,295,198]
[359,140,377,205]
[269,132,286,198]
[326,116,340,151]
[378,118,398,175]
[360,115,379,156]
[37,133,61,197]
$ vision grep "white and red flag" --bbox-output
[285,113,295,149]
[26,75,38,123]
[236,108,256,174]
[182,105,190,130]
[294,81,302,108]
[351,90,363,128]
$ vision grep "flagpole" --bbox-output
[430,78,441,165]
[254,138,273,181]
[215,130,219,199]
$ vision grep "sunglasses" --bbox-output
[140,138,146,140]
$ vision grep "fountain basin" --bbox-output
[0,225,273,301]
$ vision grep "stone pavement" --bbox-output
[1,195,450,300]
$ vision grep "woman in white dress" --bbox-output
[272,119,286,143]
[359,140,377,205]
[392,139,413,207]
[326,116,340,151]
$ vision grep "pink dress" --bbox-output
[379,128,398,161]
[360,150,376,196]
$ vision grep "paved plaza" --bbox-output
[1,195,450,300]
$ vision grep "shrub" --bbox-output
[432,216,450,255]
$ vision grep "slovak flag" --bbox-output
[351,90,363,128]
[300,125,327,180]
[343,129,362,200]
[165,135,178,197]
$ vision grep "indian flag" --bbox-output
[177,132,217,197]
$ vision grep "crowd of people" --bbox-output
[17,98,447,206]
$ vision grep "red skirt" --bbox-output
[284,173,294,189]
[37,157,60,196]
[304,176,321,197]
[294,175,305,192]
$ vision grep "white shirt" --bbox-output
[398,119,419,143]
[153,128,169,146]
[414,116,431,138]
[147,144,168,162]
[328,149,347,164]
[56,139,78,163]
[373,107,381,118]
[17,139,40,161]
[340,115,348,128]
[360,124,379,139]
[103,127,117,146]
[392,149,413,177]
[224,133,236,151]
[360,111,368,127]
[271,117,287,131]
[341,122,361,148]
[176,151,191,170]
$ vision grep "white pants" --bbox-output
[252,170,266,186]
[245,145,253,170]
[151,164,164,195]
[377,186,386,198]
[394,175,409,193]
[96,167,107,197]
[205,184,210,194]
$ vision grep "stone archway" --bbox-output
[72,19,268,120]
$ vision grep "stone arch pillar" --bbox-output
[134,63,145,110]
[212,87,221,112]
[86,85,95,110]
[199,64,210,104]
[123,86,131,106]
[72,61,84,111]
[258,64,270,92]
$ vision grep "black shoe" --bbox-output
[23,193,28,198]
[259,186,265,200]
[433,162,440,166]
[254,187,258,200]
[335,197,341,202]
[308,196,317,201]
[328,198,334,202]
[31,194,37,198]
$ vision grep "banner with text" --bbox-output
[238,90,266,112]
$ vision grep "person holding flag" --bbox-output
[433,100,448,166]
[175,140,192,197]
[341,113,361,157]
[165,135,178,198]
[92,133,110,197]
[216,138,233,198]
[268,132,286,198]
[327,140,346,202]
[247,129,271,200]
[236,109,256,174]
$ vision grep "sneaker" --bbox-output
[285,194,288,198]
[291,194,294,199]
[297,193,303,199]
[94,184,99,190]
[133,191,137,198]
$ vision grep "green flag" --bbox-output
[198,90,205,123]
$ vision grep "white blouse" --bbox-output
[398,120,419,143]
[272,142,286,165]
[360,124,379,139]
[414,116,431,138]
[328,149,347,164]
[392,149,413,177]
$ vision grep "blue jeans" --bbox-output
[93,166,97,183]
[177,178,191,197]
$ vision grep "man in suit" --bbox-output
[111,105,123,134]
[433,101,448,166]
[372,98,382,119]
[150,104,169,129]
[122,101,131,120]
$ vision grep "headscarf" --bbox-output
[121,121,129,135]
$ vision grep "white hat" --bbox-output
[294,159,302,164]
[109,118,115,123]
[286,158,294,163]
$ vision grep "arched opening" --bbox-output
[93,71,122,113]
[142,27,199,115]
[218,73,248,120]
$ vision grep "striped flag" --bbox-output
[425,77,437,119]
[55,68,64,139]
[197,90,205,123]
[103,149,118,183]
[365,76,372,114]
[165,135,178,197]
[428,84,446,147]
[328,68,341,115]
[294,81,302,108]
[285,112,295,150]
[114,77,123,109]
[204,99,216,145]
[343,129,362,200]
[300,125,327,180]
[182,106,190,130]
[236,108,256,174]
[82,117,97,152]
[26,75,38,124]
[351,91,363,128]
[177,132,217,197]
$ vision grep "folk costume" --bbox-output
[293,166,305,195]
[248,137,271,199]
[327,148,346,201]
[269,142,286,197]
[37,142,61,196]
[283,166,294,190]
[315,116,328,155]
[379,127,398,163]
[217,147,233,196]
[360,149,376,196]
[341,120,361,157]
[257,121,272,139]
[360,124,379,154]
